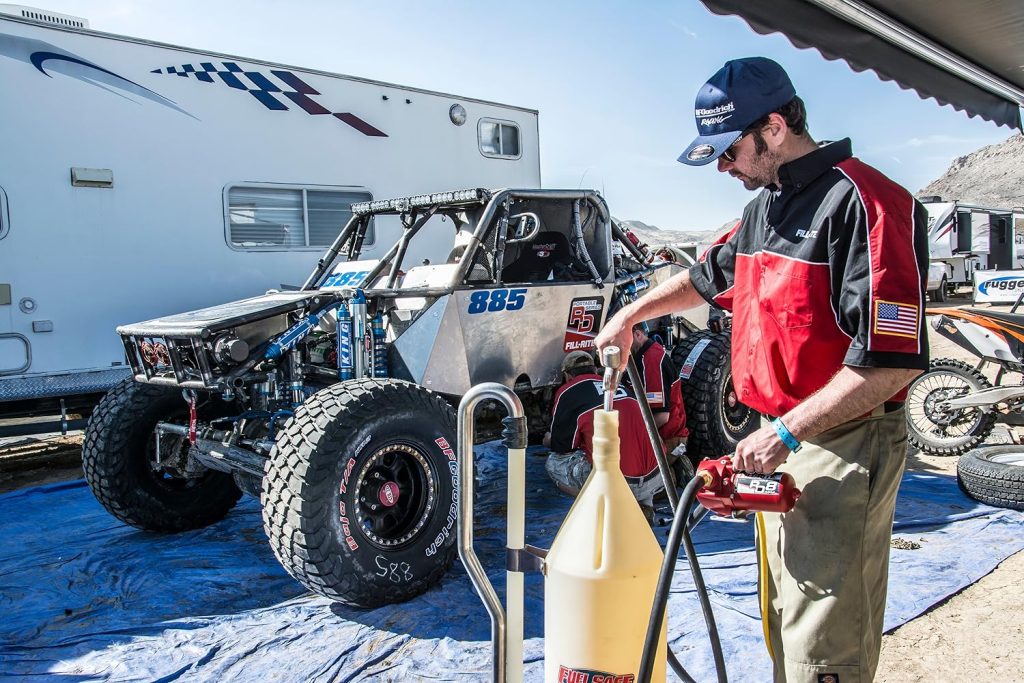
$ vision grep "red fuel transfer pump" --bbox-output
[694,456,801,516]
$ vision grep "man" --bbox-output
[543,350,664,511]
[595,57,928,683]
[629,323,688,452]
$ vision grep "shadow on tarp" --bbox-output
[0,446,1021,682]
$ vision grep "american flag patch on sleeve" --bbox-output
[873,300,920,338]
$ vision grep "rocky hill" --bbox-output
[616,219,715,247]
[918,133,1024,207]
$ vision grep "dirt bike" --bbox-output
[906,303,1024,456]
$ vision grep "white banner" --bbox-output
[973,270,1024,303]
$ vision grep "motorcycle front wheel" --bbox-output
[906,358,997,456]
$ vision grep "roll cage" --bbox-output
[301,188,654,295]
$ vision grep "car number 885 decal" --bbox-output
[467,288,527,314]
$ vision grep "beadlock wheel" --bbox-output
[354,444,435,550]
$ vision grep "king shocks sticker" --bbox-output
[564,296,605,352]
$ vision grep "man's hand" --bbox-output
[731,425,790,475]
[594,269,706,371]
[594,311,635,371]
[729,365,922,475]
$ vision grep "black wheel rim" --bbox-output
[907,371,983,443]
[721,372,753,434]
[353,443,436,550]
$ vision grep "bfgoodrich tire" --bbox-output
[262,379,459,607]
[672,329,759,461]
[82,379,242,532]
[957,445,1024,510]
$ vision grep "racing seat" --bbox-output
[502,231,574,283]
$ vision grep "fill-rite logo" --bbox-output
[557,665,635,683]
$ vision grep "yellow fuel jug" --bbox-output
[544,408,666,683]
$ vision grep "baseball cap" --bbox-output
[678,57,796,166]
[561,350,596,372]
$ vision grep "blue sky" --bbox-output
[39,0,1015,231]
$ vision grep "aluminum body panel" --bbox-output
[396,283,607,395]
[391,297,451,386]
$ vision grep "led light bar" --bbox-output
[351,188,490,215]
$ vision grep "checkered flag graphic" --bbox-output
[152,62,387,136]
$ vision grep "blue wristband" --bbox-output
[771,418,802,453]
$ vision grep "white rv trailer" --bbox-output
[0,7,540,428]
[921,198,1023,298]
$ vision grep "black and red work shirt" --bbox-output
[688,139,929,418]
[631,339,688,440]
[549,373,658,477]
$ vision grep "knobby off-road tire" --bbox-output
[262,379,459,608]
[82,379,242,531]
[906,358,996,456]
[671,329,759,462]
[957,445,1024,510]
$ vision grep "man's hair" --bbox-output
[632,323,647,334]
[565,364,597,378]
[749,96,809,154]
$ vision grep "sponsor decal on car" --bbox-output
[563,296,605,352]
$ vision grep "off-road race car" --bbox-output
[81,188,757,607]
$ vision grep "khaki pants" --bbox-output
[757,408,907,683]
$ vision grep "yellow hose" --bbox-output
[755,511,775,661]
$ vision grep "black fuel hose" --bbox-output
[637,474,728,683]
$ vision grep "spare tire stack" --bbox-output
[957,445,1024,511]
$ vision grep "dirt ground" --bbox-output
[876,299,1024,682]
[1,295,1022,681]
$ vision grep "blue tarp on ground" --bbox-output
[1,444,1022,682]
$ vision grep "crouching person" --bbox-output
[630,323,689,455]
[543,350,663,517]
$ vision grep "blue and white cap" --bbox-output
[678,57,796,166]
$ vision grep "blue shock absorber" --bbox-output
[336,300,354,380]
[371,312,388,378]
[265,304,338,360]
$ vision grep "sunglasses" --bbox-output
[721,131,751,163]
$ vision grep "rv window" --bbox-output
[225,185,372,250]
[0,187,8,240]
[478,119,521,159]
